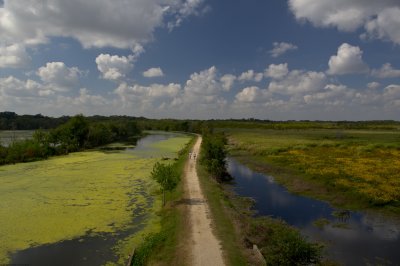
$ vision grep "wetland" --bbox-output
[0,132,191,265]
[227,157,400,265]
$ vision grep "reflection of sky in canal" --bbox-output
[227,157,400,266]
[227,157,334,226]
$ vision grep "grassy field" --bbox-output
[226,128,400,215]
[0,133,191,265]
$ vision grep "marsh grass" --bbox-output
[227,129,400,215]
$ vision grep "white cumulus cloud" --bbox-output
[367,82,381,89]
[220,74,236,91]
[269,42,298,58]
[265,63,289,79]
[371,63,400,78]
[96,54,134,81]
[303,84,354,106]
[115,82,181,112]
[37,62,81,90]
[0,43,30,68]
[268,70,327,95]
[327,43,369,75]
[143,67,164,78]
[0,76,43,97]
[289,0,400,44]
[0,0,206,49]
[383,84,400,98]
[235,86,267,103]
[363,7,400,45]
[176,66,228,115]
[167,0,208,30]
[238,70,263,82]
[184,66,220,95]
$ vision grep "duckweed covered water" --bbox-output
[0,132,191,265]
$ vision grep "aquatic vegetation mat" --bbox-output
[0,133,191,264]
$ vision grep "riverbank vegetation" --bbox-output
[227,128,400,215]
[0,115,141,165]
[198,130,323,265]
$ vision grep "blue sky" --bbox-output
[1,0,400,120]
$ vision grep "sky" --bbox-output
[0,0,400,120]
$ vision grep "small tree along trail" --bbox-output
[184,136,225,266]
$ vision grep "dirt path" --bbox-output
[184,136,225,266]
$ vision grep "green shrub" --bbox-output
[248,217,322,266]
[130,233,166,266]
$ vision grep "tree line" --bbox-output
[0,112,69,130]
[3,111,399,132]
[0,115,141,165]
[0,111,206,132]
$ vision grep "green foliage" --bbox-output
[248,217,322,266]
[86,123,112,147]
[49,115,89,153]
[0,115,142,166]
[130,232,166,266]
[151,162,180,206]
[0,111,69,130]
[201,130,230,182]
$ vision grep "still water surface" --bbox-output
[227,157,400,266]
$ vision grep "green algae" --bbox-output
[0,133,191,265]
[150,134,191,156]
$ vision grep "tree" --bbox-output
[86,123,112,147]
[151,162,180,206]
[200,131,230,182]
[48,115,89,153]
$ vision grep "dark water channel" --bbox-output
[10,132,179,266]
[227,157,400,266]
